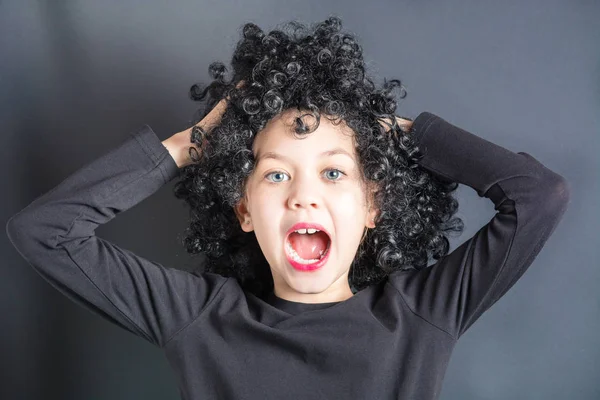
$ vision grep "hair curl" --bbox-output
[172,16,464,300]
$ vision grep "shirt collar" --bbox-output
[265,290,342,315]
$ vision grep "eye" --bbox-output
[324,169,345,181]
[265,171,289,183]
[264,169,347,184]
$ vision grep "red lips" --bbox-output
[285,222,330,239]
[284,222,332,272]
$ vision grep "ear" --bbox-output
[366,207,379,229]
[234,197,254,233]
[366,182,380,229]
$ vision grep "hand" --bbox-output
[378,115,413,136]
[193,80,245,136]
[164,80,245,168]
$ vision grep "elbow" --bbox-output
[548,174,571,205]
[518,151,571,205]
[539,173,571,217]
[6,209,45,250]
[6,212,32,249]
[6,212,23,238]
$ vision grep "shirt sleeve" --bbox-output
[5,124,230,348]
[388,112,571,340]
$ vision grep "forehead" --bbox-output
[253,109,357,161]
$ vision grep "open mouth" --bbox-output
[284,229,332,268]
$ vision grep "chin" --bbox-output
[286,270,340,292]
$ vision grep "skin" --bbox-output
[234,109,380,304]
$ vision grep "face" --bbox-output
[235,109,378,304]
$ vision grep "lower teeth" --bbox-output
[285,241,328,264]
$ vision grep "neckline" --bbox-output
[265,291,349,315]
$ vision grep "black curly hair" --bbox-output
[172,16,464,300]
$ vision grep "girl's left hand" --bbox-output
[378,116,413,135]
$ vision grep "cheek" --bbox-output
[333,190,367,215]
[251,194,274,217]
[249,189,284,225]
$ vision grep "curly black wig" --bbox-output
[172,16,464,300]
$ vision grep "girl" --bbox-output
[6,17,570,400]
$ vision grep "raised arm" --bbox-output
[6,123,230,348]
[389,112,571,340]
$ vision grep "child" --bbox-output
[6,17,571,400]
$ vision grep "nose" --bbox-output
[286,173,321,210]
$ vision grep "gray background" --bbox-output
[1,0,598,399]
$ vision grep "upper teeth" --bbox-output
[294,228,319,234]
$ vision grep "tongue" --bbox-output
[288,231,329,260]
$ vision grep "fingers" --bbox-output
[199,81,246,130]
[378,116,413,134]
[396,117,413,131]
[226,80,246,100]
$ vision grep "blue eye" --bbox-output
[266,171,289,183]
[264,169,346,183]
[325,169,343,180]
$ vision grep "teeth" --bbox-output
[285,241,328,264]
[294,228,320,234]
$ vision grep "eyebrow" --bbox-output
[256,148,355,164]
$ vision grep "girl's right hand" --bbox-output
[192,79,245,141]
[163,81,244,168]
[195,96,229,134]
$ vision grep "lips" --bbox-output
[284,222,332,272]
[285,222,331,239]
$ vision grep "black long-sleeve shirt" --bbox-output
[6,112,571,399]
